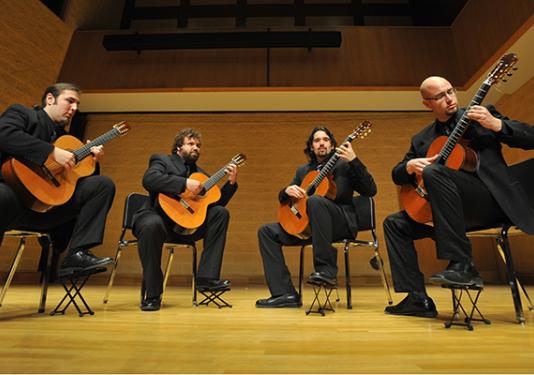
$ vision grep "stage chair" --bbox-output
[0,229,52,313]
[103,192,198,306]
[465,157,534,324]
[467,224,533,324]
[299,196,393,312]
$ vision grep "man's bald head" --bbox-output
[419,76,458,122]
[419,76,452,98]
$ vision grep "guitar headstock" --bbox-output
[230,153,247,167]
[346,120,372,142]
[486,53,518,86]
[113,121,131,136]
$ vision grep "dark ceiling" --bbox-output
[119,0,469,30]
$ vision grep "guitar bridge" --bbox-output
[415,185,428,199]
[179,199,195,214]
[290,205,302,219]
[40,166,60,187]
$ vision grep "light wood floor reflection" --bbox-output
[0,284,533,373]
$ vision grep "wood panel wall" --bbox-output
[62,0,125,30]
[58,1,533,90]
[452,0,534,84]
[0,0,73,110]
[59,27,456,89]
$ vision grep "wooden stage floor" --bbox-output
[0,284,533,373]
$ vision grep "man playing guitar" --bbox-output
[0,83,115,272]
[384,76,534,318]
[133,128,238,311]
[256,126,376,308]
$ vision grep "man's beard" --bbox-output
[316,148,329,157]
[183,151,199,163]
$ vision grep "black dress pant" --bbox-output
[133,205,230,299]
[0,176,116,251]
[383,163,507,293]
[258,195,353,297]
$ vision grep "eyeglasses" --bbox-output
[423,87,457,101]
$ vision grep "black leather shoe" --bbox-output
[429,261,479,286]
[256,293,302,308]
[196,278,231,292]
[140,296,161,311]
[60,250,113,272]
[85,249,113,262]
[385,294,438,318]
[308,271,337,287]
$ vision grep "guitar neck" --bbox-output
[202,163,231,191]
[439,81,492,162]
[307,153,340,194]
[307,134,354,194]
[72,127,122,162]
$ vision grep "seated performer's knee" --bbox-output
[383,211,409,237]
[383,213,396,235]
[208,205,230,222]
[257,223,276,243]
[0,185,21,229]
[136,214,167,240]
[95,175,116,197]
[421,162,444,186]
[306,195,328,211]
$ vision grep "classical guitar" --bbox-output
[158,153,246,232]
[278,121,372,239]
[400,53,519,224]
[2,121,130,212]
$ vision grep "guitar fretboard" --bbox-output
[438,81,491,163]
[202,163,233,191]
[306,134,354,194]
[73,128,122,161]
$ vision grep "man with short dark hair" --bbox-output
[0,83,115,272]
[133,128,238,311]
[256,126,377,308]
[383,76,534,318]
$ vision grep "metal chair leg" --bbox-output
[497,228,525,324]
[162,246,175,301]
[103,245,123,304]
[38,237,52,313]
[495,236,533,311]
[0,238,26,307]
[344,242,352,309]
[191,245,197,306]
[374,249,393,305]
[299,245,305,298]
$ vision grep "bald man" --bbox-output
[383,76,534,318]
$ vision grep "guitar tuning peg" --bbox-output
[513,67,518,70]
[507,73,513,76]
[502,79,508,82]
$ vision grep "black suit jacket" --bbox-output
[0,104,59,179]
[392,105,534,234]
[279,157,377,234]
[138,153,238,216]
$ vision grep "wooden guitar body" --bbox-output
[158,172,222,230]
[278,171,336,239]
[2,135,96,212]
[399,136,478,224]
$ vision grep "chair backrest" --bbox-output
[509,157,534,208]
[122,193,149,230]
[353,195,375,232]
